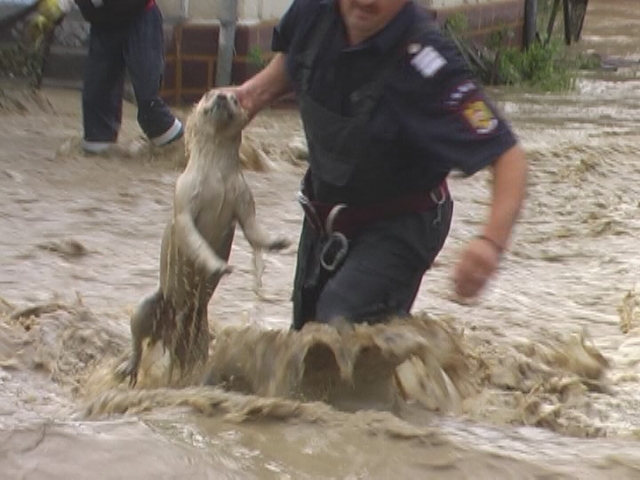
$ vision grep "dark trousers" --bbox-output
[82,4,176,143]
[292,198,454,330]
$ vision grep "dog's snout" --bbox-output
[214,93,229,105]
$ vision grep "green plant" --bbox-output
[439,4,582,92]
[444,12,468,34]
[0,42,45,86]
[494,39,575,91]
[487,24,515,51]
[247,45,267,70]
[574,51,601,71]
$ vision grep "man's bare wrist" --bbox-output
[475,235,505,255]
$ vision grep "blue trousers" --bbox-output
[291,198,454,330]
[82,4,176,143]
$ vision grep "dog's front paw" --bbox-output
[209,262,233,278]
[220,263,234,275]
[268,236,291,252]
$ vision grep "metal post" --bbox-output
[574,0,590,42]
[180,0,189,19]
[563,0,572,45]
[215,0,238,87]
[524,0,538,49]
[545,0,561,46]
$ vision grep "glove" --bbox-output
[27,0,74,46]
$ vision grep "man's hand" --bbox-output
[234,53,292,120]
[453,235,502,298]
[453,144,527,300]
[27,0,74,46]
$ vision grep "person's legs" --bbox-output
[82,25,126,153]
[125,5,182,146]
[291,219,323,330]
[314,201,453,325]
[315,235,425,325]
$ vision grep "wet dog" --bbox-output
[116,89,290,385]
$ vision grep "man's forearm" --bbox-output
[482,144,527,250]
[239,53,292,118]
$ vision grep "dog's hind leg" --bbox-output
[115,289,163,386]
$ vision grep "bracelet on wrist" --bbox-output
[475,235,505,255]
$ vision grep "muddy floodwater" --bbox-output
[2,1,640,478]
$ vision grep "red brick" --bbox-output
[181,60,212,90]
[179,22,219,56]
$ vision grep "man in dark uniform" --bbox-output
[235,0,528,330]
[31,0,183,153]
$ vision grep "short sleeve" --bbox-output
[271,0,305,53]
[395,31,518,175]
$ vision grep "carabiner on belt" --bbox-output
[320,232,348,272]
[319,203,348,272]
[429,184,447,227]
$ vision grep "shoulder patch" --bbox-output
[409,46,447,78]
[443,80,478,109]
[462,99,498,135]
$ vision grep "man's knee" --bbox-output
[314,281,406,325]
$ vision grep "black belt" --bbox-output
[297,181,449,272]
[298,180,449,239]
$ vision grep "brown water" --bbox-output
[3,1,640,477]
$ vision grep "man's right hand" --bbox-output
[233,53,293,120]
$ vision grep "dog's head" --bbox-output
[186,89,248,149]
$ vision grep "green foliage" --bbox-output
[486,25,514,51]
[247,45,267,70]
[494,40,576,91]
[574,51,601,71]
[440,2,590,92]
[444,12,468,34]
[0,42,45,86]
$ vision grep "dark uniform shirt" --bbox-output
[272,0,518,198]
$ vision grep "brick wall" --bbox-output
[36,1,524,104]
[161,20,276,105]
[159,1,525,105]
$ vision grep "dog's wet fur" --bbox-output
[115,90,290,386]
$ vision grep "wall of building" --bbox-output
[430,0,525,48]
[158,0,525,104]
[157,0,520,21]
[157,0,291,21]
[41,0,525,104]
[423,0,512,8]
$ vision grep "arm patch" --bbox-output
[443,80,478,109]
[461,98,499,135]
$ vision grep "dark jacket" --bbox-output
[74,0,150,25]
